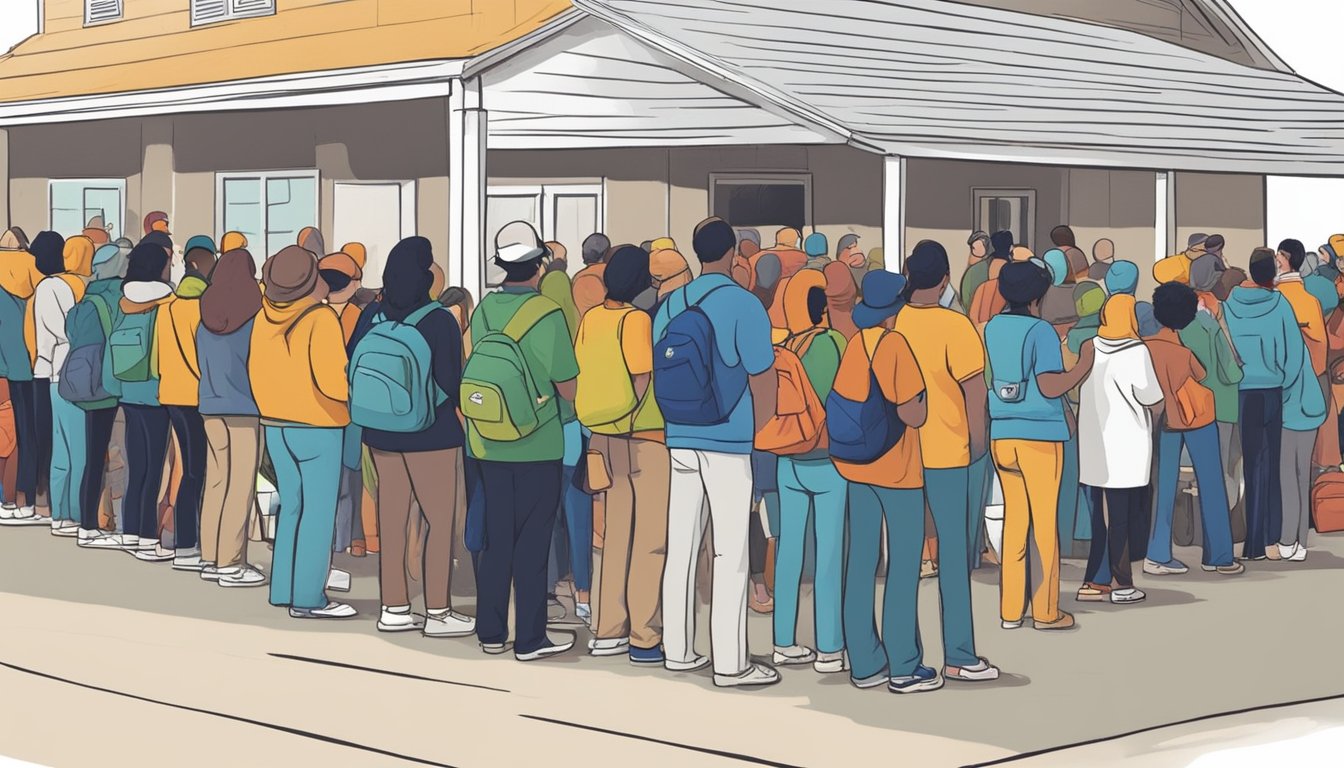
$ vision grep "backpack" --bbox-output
[349,303,448,433]
[653,284,746,426]
[1311,472,1344,533]
[108,308,157,383]
[460,295,559,442]
[59,293,116,403]
[755,329,827,455]
[826,329,906,463]
[574,307,640,430]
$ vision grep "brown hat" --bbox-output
[264,246,319,303]
[318,252,362,280]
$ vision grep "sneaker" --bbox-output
[0,503,17,520]
[289,602,357,619]
[665,655,711,673]
[1143,558,1188,576]
[814,651,847,674]
[377,606,423,633]
[1001,619,1023,630]
[218,566,266,588]
[133,543,175,562]
[920,559,938,579]
[200,565,225,581]
[51,521,79,537]
[629,645,665,666]
[423,610,475,638]
[77,530,127,550]
[1277,543,1296,561]
[575,602,592,626]
[589,637,631,657]
[546,597,567,622]
[772,645,817,666]
[713,662,780,688]
[1034,611,1076,631]
[481,642,514,655]
[516,634,575,662]
[946,658,1000,682]
[889,665,942,694]
[1289,544,1307,562]
[0,509,47,527]
[851,669,890,689]
[1201,562,1245,575]
[1076,582,1112,602]
[172,553,207,571]
[1111,587,1146,604]
[326,569,351,593]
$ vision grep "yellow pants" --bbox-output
[991,439,1064,624]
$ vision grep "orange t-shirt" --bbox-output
[831,327,926,489]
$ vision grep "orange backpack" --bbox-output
[755,329,828,455]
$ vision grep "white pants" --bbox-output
[663,448,753,676]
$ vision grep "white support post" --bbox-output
[1155,171,1176,262]
[883,155,906,272]
[449,77,488,298]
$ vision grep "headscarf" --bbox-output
[783,268,827,335]
[31,231,66,277]
[200,249,262,335]
[1043,248,1069,287]
[1330,235,1344,266]
[62,235,95,277]
[650,248,692,299]
[380,236,434,323]
[1067,284,1106,354]
[539,268,579,341]
[865,246,885,274]
[822,260,858,339]
[1098,294,1139,340]
[1104,260,1140,296]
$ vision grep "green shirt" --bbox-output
[1179,311,1244,423]
[467,287,580,463]
[794,327,846,460]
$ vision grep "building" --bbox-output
[2,0,1343,297]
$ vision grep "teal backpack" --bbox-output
[108,309,157,383]
[459,296,558,442]
[348,303,448,433]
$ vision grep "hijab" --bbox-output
[200,249,263,335]
[380,236,434,322]
[650,248,692,299]
[62,235,95,277]
[1043,248,1069,287]
[783,268,827,335]
[31,231,66,277]
[822,260,858,339]
[1098,294,1139,340]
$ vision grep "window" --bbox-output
[216,171,318,260]
[84,0,122,25]
[485,184,604,287]
[49,179,125,239]
[332,182,416,290]
[191,0,275,26]
[710,173,811,232]
[974,188,1036,250]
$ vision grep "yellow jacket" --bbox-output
[249,297,349,427]
[156,292,201,407]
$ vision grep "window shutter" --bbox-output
[85,0,122,24]
[191,0,229,25]
[231,0,276,16]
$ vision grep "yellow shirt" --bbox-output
[156,296,202,407]
[831,327,926,489]
[895,305,985,469]
[575,302,664,438]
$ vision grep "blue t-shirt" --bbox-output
[653,273,773,454]
[984,314,1069,442]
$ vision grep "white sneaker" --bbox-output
[665,655,712,673]
[0,503,17,520]
[1111,587,1147,604]
[481,642,514,656]
[946,657,1001,682]
[1001,619,1023,630]
[200,565,226,581]
[575,602,592,626]
[423,610,475,638]
[0,509,47,527]
[376,606,423,633]
[814,651,848,674]
[515,634,575,661]
[50,520,79,537]
[133,542,174,562]
[1289,544,1307,562]
[289,602,356,619]
[77,530,126,550]
[172,552,207,571]
[772,645,817,666]
[713,662,780,688]
[218,566,266,588]
[326,569,351,593]
[1278,543,1298,561]
[588,637,631,657]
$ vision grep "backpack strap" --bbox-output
[284,303,333,343]
[400,302,446,327]
[86,294,112,337]
[501,295,560,342]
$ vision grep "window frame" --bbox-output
[485,182,605,288]
[972,187,1037,251]
[84,0,123,27]
[191,0,276,27]
[48,178,127,239]
[215,169,320,260]
[708,172,814,232]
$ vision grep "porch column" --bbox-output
[882,154,906,272]
[1154,171,1176,261]
[142,117,174,239]
[449,77,488,298]
[0,128,9,232]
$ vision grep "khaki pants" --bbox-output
[992,438,1064,624]
[372,447,462,611]
[201,416,261,569]
[589,434,670,649]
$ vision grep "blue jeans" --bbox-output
[49,385,87,524]
[1240,389,1283,559]
[1149,424,1235,567]
[924,466,979,667]
[774,456,846,653]
[266,426,342,611]
[560,465,593,593]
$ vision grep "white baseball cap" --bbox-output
[494,220,549,263]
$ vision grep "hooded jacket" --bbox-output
[32,237,93,381]
[249,297,349,427]
[0,249,42,381]
[1078,331,1163,488]
[1178,310,1244,423]
[781,270,846,405]
[118,281,176,406]
[1223,286,1303,391]
[155,281,205,407]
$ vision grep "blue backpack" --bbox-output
[653,284,746,426]
[348,303,447,433]
[59,294,117,404]
[826,329,907,463]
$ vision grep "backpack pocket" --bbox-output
[59,344,107,403]
[109,326,151,382]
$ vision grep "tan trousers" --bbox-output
[372,447,462,611]
[201,416,262,569]
[589,434,670,649]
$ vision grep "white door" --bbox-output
[485,183,604,288]
[333,182,416,289]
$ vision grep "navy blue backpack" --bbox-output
[653,284,746,426]
[826,329,907,463]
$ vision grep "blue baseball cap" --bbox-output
[852,271,908,329]
[184,235,216,256]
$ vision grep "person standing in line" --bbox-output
[575,245,670,665]
[572,233,611,319]
[251,245,353,619]
[653,217,779,688]
[1223,249,1304,561]
[318,252,365,559]
[891,242,999,682]
[0,228,45,526]
[196,248,266,587]
[1088,238,1116,283]
[959,231,992,309]
[464,221,579,661]
[24,231,66,526]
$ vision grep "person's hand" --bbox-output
[1077,339,1096,371]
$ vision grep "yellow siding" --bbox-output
[1,0,573,102]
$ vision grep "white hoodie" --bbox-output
[33,275,78,381]
[1077,336,1164,488]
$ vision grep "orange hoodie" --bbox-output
[1279,278,1327,376]
[249,297,349,427]
[156,285,202,407]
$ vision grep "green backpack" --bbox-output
[460,296,558,442]
[109,308,157,383]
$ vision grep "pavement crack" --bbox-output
[267,652,511,693]
[519,714,809,768]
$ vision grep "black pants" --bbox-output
[167,405,206,551]
[123,404,170,540]
[79,407,118,531]
[1239,389,1283,559]
[476,460,562,655]
[33,378,52,502]
[10,379,36,501]
[1083,486,1144,589]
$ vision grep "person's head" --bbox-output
[544,241,568,269]
[1203,234,1225,259]
[1277,238,1307,274]
[220,231,248,253]
[692,217,736,267]
[381,236,435,320]
[143,211,170,237]
[438,285,475,329]
[1185,233,1209,257]
[736,228,761,254]
[853,271,909,330]
[1189,253,1224,292]
[1042,248,1069,287]
[125,241,171,284]
[604,245,653,304]
[650,237,677,253]
[639,240,653,254]
[989,230,1015,259]
[141,230,173,257]
[650,247,692,297]
[30,231,66,276]
[297,227,325,260]
[200,249,262,335]
[62,235,95,278]
[1074,283,1106,318]
[1104,260,1140,296]
[968,231,990,260]
[91,243,125,281]
[904,239,950,297]
[581,233,611,265]
[1010,245,1035,263]
[1050,225,1077,249]
[263,245,324,303]
[317,252,363,304]
[1153,282,1198,332]
[865,246,886,273]
[783,268,827,332]
[184,235,217,277]
[1319,243,1338,269]
[1092,238,1115,263]
[804,232,829,259]
[775,227,801,249]
[836,233,863,267]
[998,260,1052,316]
[493,220,548,287]
[1249,247,1278,287]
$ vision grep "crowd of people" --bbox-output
[0,210,1339,694]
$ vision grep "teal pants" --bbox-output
[966,452,991,570]
[266,426,343,611]
[924,466,980,667]
[50,387,87,524]
[845,484,929,680]
[774,456,846,653]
